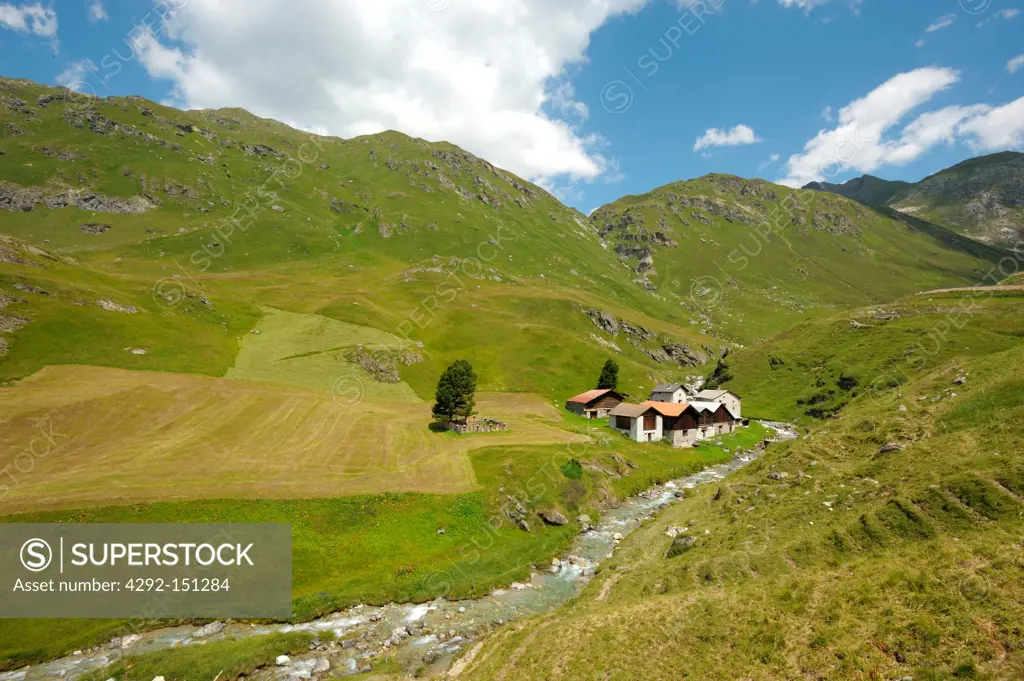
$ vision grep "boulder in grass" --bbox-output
[539,509,568,526]
[666,535,697,558]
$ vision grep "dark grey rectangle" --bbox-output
[0,524,291,618]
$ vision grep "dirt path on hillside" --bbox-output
[916,285,1024,295]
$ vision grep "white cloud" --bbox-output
[1008,55,1024,74]
[778,67,963,186]
[926,14,957,32]
[0,2,57,36]
[885,104,991,165]
[602,156,625,184]
[776,0,863,14]
[777,0,836,11]
[131,28,188,84]
[125,0,658,186]
[55,59,96,90]
[957,97,1024,151]
[87,0,108,22]
[693,124,761,151]
[821,105,833,122]
[757,152,780,172]
[549,81,588,122]
[915,38,926,48]
[978,8,1019,26]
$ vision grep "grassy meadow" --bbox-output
[0,419,759,668]
[453,293,1024,681]
[718,291,1024,423]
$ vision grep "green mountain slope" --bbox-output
[1,77,1008,389]
[807,152,1024,246]
[455,290,1024,681]
[0,76,721,397]
[718,290,1024,423]
[591,174,1004,343]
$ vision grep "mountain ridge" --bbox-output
[805,151,1024,246]
[0,75,1008,378]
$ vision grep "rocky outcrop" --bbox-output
[662,342,705,367]
[0,314,29,333]
[330,197,364,214]
[584,309,620,335]
[241,143,284,159]
[812,210,860,236]
[0,182,154,215]
[63,110,183,152]
[584,308,713,367]
[504,495,531,531]
[97,299,137,314]
[80,223,112,234]
[352,346,400,383]
[614,244,655,273]
[42,147,79,161]
[351,345,422,383]
[621,320,656,342]
[661,193,757,225]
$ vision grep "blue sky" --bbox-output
[1,0,1022,211]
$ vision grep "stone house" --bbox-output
[649,383,687,403]
[609,402,663,442]
[566,388,624,419]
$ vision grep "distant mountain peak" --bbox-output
[804,152,1023,245]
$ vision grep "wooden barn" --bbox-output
[694,389,742,419]
[566,388,624,419]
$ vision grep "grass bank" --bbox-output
[80,632,315,681]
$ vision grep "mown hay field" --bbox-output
[0,364,584,514]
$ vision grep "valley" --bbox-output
[0,75,1022,680]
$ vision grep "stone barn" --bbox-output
[566,389,624,419]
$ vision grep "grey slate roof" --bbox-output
[651,383,684,393]
[695,389,733,400]
[609,403,658,418]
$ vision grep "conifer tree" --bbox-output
[597,358,619,390]
[433,360,477,421]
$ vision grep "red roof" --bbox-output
[567,388,617,404]
[642,400,689,417]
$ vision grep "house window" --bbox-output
[616,415,631,430]
[643,413,656,430]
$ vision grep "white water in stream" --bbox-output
[2,422,797,680]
